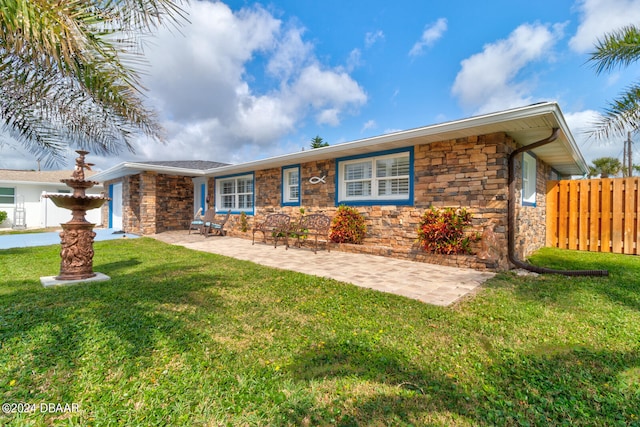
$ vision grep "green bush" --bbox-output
[239,211,248,232]
[0,210,7,224]
[416,206,477,254]
[329,205,366,244]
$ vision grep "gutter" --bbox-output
[507,128,608,276]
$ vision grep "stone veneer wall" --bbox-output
[154,174,193,232]
[222,132,544,271]
[101,132,553,271]
[512,154,552,260]
[104,172,194,235]
[124,174,141,233]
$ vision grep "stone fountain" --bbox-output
[40,151,110,286]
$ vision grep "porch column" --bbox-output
[140,171,158,235]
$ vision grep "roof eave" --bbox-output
[91,162,206,182]
[91,102,588,180]
[205,102,588,176]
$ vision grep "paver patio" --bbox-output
[151,231,495,306]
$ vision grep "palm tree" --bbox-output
[0,0,188,165]
[588,24,640,139]
[310,135,329,149]
[590,157,622,178]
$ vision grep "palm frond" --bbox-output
[588,82,640,140]
[0,0,187,165]
[0,40,163,165]
[589,24,640,75]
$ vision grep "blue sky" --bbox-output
[2,0,640,171]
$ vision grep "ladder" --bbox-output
[13,195,26,229]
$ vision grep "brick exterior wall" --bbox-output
[102,132,553,271]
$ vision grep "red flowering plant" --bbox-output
[416,207,477,254]
[329,205,367,244]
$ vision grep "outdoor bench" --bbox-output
[287,213,332,254]
[252,213,291,248]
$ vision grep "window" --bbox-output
[282,166,300,206]
[337,149,413,205]
[0,187,15,204]
[215,174,254,213]
[522,152,536,206]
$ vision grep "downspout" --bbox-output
[508,128,608,276]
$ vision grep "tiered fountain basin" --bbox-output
[40,151,111,285]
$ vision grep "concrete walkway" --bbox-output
[151,231,495,306]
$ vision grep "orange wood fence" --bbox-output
[546,177,640,254]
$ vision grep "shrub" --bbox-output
[239,212,248,232]
[329,205,366,244]
[416,206,477,254]
[0,210,7,225]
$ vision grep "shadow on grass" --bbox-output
[95,257,143,272]
[283,340,640,425]
[0,254,238,404]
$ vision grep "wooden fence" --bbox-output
[546,177,640,254]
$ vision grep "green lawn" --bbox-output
[1,238,639,426]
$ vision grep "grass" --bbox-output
[0,238,639,426]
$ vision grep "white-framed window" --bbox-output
[0,187,16,205]
[215,174,254,213]
[522,152,537,206]
[337,149,413,205]
[282,166,300,206]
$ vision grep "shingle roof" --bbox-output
[0,169,97,184]
[139,160,230,170]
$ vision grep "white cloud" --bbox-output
[289,64,367,115]
[145,1,280,122]
[361,120,377,132]
[569,0,640,53]
[409,18,448,57]
[316,109,340,126]
[346,48,362,72]
[1,1,368,170]
[266,26,313,80]
[138,1,366,165]
[451,23,563,114]
[365,30,385,48]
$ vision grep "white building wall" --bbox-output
[0,182,103,229]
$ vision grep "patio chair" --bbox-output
[288,213,332,253]
[204,209,232,237]
[188,207,204,234]
[252,213,291,248]
[198,209,216,235]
